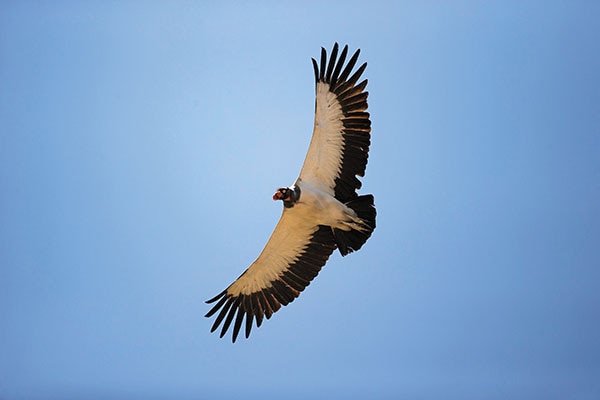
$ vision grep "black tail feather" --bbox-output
[333,194,376,256]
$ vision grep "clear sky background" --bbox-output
[1,1,599,399]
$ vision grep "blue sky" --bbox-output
[1,1,599,399]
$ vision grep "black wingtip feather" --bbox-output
[319,47,327,81]
[205,289,227,304]
[247,296,258,335]
[330,45,348,90]
[210,298,233,333]
[337,79,368,99]
[219,297,241,338]
[232,306,245,343]
[325,43,339,83]
[345,62,367,89]
[336,48,360,85]
[205,295,228,318]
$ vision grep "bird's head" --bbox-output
[273,187,292,201]
[273,186,301,208]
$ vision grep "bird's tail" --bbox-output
[333,194,376,256]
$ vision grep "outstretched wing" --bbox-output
[205,209,336,342]
[298,43,371,203]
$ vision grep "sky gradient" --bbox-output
[1,1,599,399]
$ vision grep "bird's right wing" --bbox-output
[205,208,336,342]
[298,43,371,203]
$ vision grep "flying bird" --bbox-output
[205,43,376,342]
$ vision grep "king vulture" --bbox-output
[205,43,376,342]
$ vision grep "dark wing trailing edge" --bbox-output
[308,43,371,203]
[205,225,336,343]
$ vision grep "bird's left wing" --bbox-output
[298,43,371,203]
[205,209,336,342]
